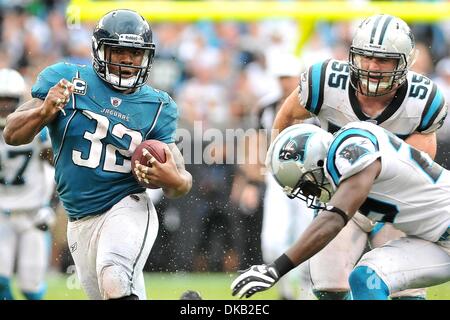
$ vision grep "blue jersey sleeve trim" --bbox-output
[326,128,379,186]
[419,84,445,132]
[305,59,330,115]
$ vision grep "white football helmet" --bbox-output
[0,68,26,127]
[349,14,416,96]
[266,124,333,208]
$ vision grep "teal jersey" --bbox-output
[32,62,179,218]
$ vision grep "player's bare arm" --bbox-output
[405,131,437,159]
[285,159,381,267]
[271,86,311,142]
[134,142,192,198]
[231,159,381,299]
[3,79,74,145]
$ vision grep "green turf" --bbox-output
[9,272,450,300]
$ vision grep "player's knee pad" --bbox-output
[312,290,351,300]
[0,276,13,300]
[99,265,132,299]
[349,266,389,300]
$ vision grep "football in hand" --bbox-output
[131,139,167,189]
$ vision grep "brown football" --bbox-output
[131,139,167,189]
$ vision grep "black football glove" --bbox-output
[230,264,279,299]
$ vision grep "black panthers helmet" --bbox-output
[92,9,156,90]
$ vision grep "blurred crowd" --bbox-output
[2,0,450,275]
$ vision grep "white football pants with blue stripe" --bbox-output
[67,192,158,300]
[309,216,427,299]
[350,236,450,299]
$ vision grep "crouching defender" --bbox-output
[231,122,450,299]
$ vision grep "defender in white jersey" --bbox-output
[231,121,450,299]
[0,69,55,300]
[269,14,447,299]
[258,55,315,300]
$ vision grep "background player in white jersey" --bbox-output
[258,54,315,299]
[0,68,56,300]
[232,121,450,299]
[269,14,447,300]
[3,10,192,300]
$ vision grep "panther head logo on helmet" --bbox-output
[278,133,312,162]
[267,124,334,208]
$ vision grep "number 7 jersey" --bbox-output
[299,59,447,138]
[31,62,179,219]
[324,121,450,242]
[0,128,52,211]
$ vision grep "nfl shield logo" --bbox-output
[111,97,122,107]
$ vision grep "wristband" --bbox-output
[271,253,295,278]
[325,205,349,225]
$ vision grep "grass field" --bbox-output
[10,272,450,300]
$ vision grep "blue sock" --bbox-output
[349,266,389,300]
[313,290,352,300]
[0,276,14,300]
[22,283,47,300]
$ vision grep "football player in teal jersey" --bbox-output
[3,9,192,300]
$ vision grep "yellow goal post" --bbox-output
[67,1,450,55]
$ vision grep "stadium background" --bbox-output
[1,0,450,299]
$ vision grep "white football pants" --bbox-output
[67,192,158,300]
[0,210,50,292]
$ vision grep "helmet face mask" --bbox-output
[92,10,156,91]
[268,124,333,209]
[288,168,333,209]
[349,49,406,96]
[349,14,415,97]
